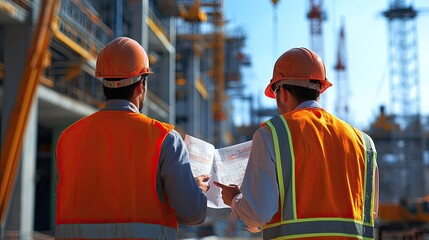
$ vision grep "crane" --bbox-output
[307,0,326,58]
[307,0,327,107]
[334,18,349,121]
[202,0,226,146]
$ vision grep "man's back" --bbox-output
[284,107,369,220]
[262,106,376,239]
[56,110,178,225]
[55,102,208,239]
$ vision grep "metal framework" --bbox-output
[307,0,325,58]
[382,0,424,199]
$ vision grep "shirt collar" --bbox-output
[296,100,323,110]
[102,99,140,113]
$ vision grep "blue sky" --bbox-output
[224,0,429,129]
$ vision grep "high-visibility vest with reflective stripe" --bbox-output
[262,109,377,240]
[56,111,178,239]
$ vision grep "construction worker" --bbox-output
[214,47,379,239]
[55,37,209,239]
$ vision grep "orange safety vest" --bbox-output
[56,110,178,239]
[262,108,376,240]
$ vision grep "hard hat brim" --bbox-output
[264,78,333,99]
[265,83,275,99]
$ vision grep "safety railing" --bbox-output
[57,0,112,59]
[41,0,112,108]
[41,72,105,109]
[147,90,170,115]
[148,0,171,40]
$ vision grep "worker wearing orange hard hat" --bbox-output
[55,37,209,239]
[215,47,379,239]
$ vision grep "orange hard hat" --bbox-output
[264,47,332,98]
[96,37,153,88]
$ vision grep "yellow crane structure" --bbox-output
[176,0,228,146]
[206,0,226,145]
[0,0,60,233]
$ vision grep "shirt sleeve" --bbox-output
[158,130,207,225]
[231,126,279,227]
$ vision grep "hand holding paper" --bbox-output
[184,135,252,208]
[195,174,211,192]
[213,181,240,206]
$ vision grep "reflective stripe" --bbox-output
[263,115,376,239]
[266,116,295,220]
[263,218,374,240]
[55,222,178,239]
[361,131,377,224]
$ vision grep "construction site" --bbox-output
[1,0,429,239]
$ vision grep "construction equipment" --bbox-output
[178,0,207,22]
[378,196,429,238]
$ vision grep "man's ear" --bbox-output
[280,88,288,101]
[134,80,144,95]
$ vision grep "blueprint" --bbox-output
[185,135,252,208]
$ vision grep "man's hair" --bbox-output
[103,78,145,100]
[281,80,321,102]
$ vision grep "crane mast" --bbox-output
[334,18,349,121]
[307,0,325,58]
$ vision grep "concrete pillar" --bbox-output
[168,18,176,124]
[185,52,199,136]
[1,23,31,144]
[129,0,148,117]
[19,93,38,238]
[129,0,149,50]
[157,51,176,124]
[1,21,31,236]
